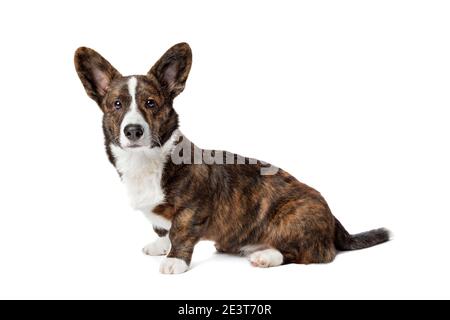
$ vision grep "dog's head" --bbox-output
[74,43,191,150]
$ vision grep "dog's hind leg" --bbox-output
[247,248,284,268]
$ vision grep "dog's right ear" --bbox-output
[74,47,121,107]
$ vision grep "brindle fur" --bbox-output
[74,43,390,268]
[160,140,338,265]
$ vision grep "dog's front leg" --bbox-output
[142,227,170,256]
[160,208,206,274]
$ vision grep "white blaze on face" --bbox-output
[120,77,151,148]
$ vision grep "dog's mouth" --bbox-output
[121,142,151,150]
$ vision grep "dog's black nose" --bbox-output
[124,124,144,141]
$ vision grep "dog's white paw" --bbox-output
[142,236,170,256]
[159,258,189,274]
[249,249,283,268]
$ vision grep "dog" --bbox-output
[74,43,390,274]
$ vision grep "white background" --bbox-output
[0,0,449,299]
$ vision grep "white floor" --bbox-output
[0,201,445,299]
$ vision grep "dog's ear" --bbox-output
[148,43,192,99]
[74,47,121,106]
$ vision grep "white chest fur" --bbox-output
[114,148,165,210]
[110,132,179,230]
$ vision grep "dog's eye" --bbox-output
[145,99,156,109]
[114,100,122,110]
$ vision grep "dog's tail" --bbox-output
[334,217,390,251]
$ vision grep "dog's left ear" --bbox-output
[148,42,192,98]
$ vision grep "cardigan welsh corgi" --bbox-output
[74,43,390,274]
